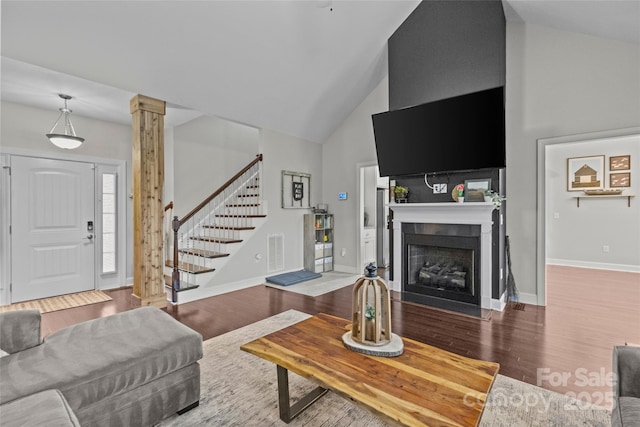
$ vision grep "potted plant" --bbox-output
[455,184,465,203]
[393,185,409,203]
[485,190,506,210]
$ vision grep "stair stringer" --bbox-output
[169,214,268,304]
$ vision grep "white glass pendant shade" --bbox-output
[46,94,85,149]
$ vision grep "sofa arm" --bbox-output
[0,310,42,354]
[613,345,640,400]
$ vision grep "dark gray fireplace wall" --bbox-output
[388,0,505,110]
[386,0,506,301]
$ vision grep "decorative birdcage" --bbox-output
[342,263,403,357]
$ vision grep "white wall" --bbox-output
[0,101,134,281]
[322,76,388,273]
[256,128,323,273]
[545,134,639,270]
[172,115,259,218]
[183,127,324,298]
[506,22,640,303]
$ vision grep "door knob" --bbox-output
[84,234,94,240]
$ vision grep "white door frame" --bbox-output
[535,126,640,307]
[0,148,127,306]
[356,161,378,271]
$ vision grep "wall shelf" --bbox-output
[572,194,635,207]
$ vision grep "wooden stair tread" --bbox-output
[226,203,261,207]
[237,194,260,198]
[165,260,215,274]
[202,225,255,231]
[164,275,199,291]
[190,236,243,244]
[179,248,230,258]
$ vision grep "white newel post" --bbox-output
[390,202,500,311]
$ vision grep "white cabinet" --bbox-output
[361,228,376,267]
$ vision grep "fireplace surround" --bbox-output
[391,202,505,311]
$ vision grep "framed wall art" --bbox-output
[282,170,311,208]
[566,155,605,191]
[610,155,630,171]
[463,178,491,202]
[610,172,631,188]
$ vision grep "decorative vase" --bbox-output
[484,195,492,203]
[457,197,464,203]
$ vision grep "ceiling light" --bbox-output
[46,94,84,149]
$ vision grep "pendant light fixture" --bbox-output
[46,94,85,149]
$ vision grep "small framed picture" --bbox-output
[610,155,630,171]
[567,155,605,191]
[464,178,491,202]
[292,181,304,201]
[610,172,631,188]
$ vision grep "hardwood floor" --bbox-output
[40,265,639,409]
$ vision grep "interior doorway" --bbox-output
[358,163,389,271]
[536,127,640,305]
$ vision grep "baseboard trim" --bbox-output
[333,264,359,275]
[491,291,507,312]
[173,274,266,304]
[547,259,640,273]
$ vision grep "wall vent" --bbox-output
[267,233,284,273]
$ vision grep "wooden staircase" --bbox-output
[164,154,264,303]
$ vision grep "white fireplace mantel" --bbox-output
[390,202,504,311]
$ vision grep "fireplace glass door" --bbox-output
[402,223,480,306]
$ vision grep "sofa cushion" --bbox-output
[0,307,202,411]
[619,397,640,426]
[0,309,42,354]
[0,389,81,427]
[615,345,640,399]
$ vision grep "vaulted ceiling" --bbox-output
[2,1,638,143]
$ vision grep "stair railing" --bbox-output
[170,154,263,302]
[164,201,174,268]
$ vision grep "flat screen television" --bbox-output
[372,86,505,177]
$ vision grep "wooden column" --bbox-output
[130,95,167,308]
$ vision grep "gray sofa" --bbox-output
[0,306,203,426]
[612,344,640,427]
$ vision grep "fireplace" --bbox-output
[390,202,502,311]
[403,223,480,306]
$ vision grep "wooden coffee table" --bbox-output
[240,313,499,426]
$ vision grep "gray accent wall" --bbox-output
[388,0,505,110]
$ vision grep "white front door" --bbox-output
[11,156,95,302]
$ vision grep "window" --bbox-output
[101,173,117,274]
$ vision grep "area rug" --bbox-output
[159,309,611,427]
[265,269,322,286]
[0,290,112,314]
[265,271,361,297]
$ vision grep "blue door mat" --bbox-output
[266,269,322,286]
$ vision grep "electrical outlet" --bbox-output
[433,183,447,194]
[603,245,610,253]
